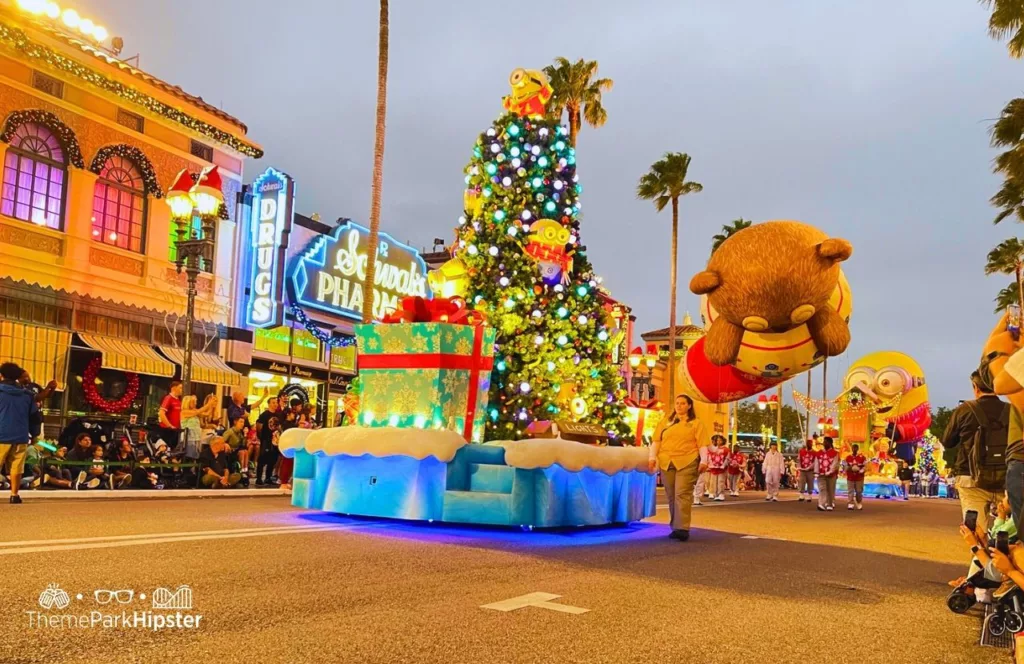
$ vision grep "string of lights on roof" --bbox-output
[15,0,108,44]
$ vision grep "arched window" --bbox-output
[0,122,67,230]
[91,155,146,252]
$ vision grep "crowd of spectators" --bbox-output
[0,362,320,502]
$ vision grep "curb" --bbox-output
[13,488,292,501]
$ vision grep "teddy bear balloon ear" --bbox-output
[817,238,853,264]
[689,270,721,295]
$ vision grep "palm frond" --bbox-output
[996,282,1020,312]
[637,152,701,213]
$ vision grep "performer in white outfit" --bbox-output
[762,442,785,502]
[692,441,709,505]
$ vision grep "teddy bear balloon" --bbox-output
[690,220,854,367]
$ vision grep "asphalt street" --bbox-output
[0,490,1002,664]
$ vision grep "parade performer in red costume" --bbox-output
[797,440,818,502]
[817,437,841,511]
[727,445,746,497]
[845,444,867,511]
[707,435,729,502]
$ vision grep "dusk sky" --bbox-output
[84,0,1023,408]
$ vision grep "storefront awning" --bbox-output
[78,333,175,378]
[0,321,71,390]
[158,347,242,387]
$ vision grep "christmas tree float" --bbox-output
[441,67,629,441]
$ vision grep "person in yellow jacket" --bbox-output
[649,394,708,541]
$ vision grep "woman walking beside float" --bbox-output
[649,395,708,542]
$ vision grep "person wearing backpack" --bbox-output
[941,370,1010,533]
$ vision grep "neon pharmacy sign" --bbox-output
[245,168,294,329]
[290,220,428,321]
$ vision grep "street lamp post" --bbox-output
[166,167,224,398]
[627,347,658,401]
[757,385,784,449]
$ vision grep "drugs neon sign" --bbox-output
[245,168,294,329]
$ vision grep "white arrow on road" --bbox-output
[481,592,589,615]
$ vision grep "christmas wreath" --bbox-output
[82,357,139,413]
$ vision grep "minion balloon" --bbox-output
[503,68,554,118]
[524,219,573,285]
[842,351,931,464]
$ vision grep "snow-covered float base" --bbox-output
[279,427,657,528]
[836,475,942,499]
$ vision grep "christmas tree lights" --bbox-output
[453,69,628,441]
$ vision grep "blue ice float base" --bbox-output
[290,444,657,529]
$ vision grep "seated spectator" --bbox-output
[222,416,249,480]
[199,437,241,489]
[31,444,73,489]
[109,439,136,489]
[89,445,109,486]
[66,433,101,490]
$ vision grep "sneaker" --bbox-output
[9,495,21,504]
[692,499,703,506]
[74,470,86,490]
[903,496,909,501]
[29,476,41,489]
[669,529,690,542]
[771,497,779,502]
[765,497,772,501]
[118,475,132,489]
[107,475,115,490]
[255,480,265,486]
[848,504,855,510]
[714,496,725,502]
[826,506,834,511]
[84,478,101,490]
[817,505,826,511]
[856,503,863,510]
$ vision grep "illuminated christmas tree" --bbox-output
[449,68,628,441]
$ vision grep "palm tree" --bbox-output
[543,57,613,148]
[636,153,703,402]
[362,0,389,324]
[986,238,1024,314]
[995,282,1019,313]
[981,0,1024,58]
[711,219,752,254]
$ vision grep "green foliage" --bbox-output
[636,152,703,211]
[929,405,954,439]
[711,219,753,254]
[543,57,613,146]
[995,282,1020,313]
[733,400,804,446]
[456,111,628,441]
[981,0,1024,58]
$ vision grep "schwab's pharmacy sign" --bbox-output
[289,220,428,321]
[245,168,294,329]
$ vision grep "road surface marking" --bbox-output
[0,524,352,556]
[741,535,760,539]
[482,592,589,615]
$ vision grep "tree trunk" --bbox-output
[362,0,389,324]
[1017,263,1023,316]
[667,196,679,403]
[568,104,580,148]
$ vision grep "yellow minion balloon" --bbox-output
[503,68,553,118]
[524,219,573,285]
[842,351,931,465]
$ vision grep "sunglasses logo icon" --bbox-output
[94,589,134,605]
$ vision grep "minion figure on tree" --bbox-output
[454,68,629,442]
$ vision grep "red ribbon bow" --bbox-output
[382,296,485,326]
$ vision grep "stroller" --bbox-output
[947,554,1005,614]
[986,581,1024,637]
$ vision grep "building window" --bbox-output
[92,155,147,253]
[254,326,291,356]
[292,328,321,362]
[115,109,145,133]
[190,140,213,162]
[1,122,67,230]
[31,71,64,99]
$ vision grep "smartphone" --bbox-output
[965,509,978,533]
[1009,304,1022,341]
[998,530,1011,555]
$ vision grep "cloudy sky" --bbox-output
[84,0,1023,407]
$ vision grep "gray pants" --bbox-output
[662,459,700,531]
[848,480,864,506]
[708,472,726,498]
[818,475,837,508]
[728,473,740,493]
[766,472,781,499]
[798,470,815,495]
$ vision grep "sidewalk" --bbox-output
[16,487,292,501]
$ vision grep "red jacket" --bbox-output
[798,447,817,472]
[845,454,866,482]
[727,451,746,475]
[707,447,729,474]
[817,449,840,477]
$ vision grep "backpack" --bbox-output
[965,401,1010,491]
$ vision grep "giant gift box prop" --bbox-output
[623,398,663,446]
[356,297,496,442]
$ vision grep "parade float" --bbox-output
[795,350,932,498]
[278,68,656,529]
[678,220,855,404]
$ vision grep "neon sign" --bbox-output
[245,168,294,329]
[289,220,428,321]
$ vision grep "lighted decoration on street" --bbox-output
[245,168,294,329]
[455,68,629,440]
[289,220,429,322]
[840,351,931,465]
[676,221,855,404]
